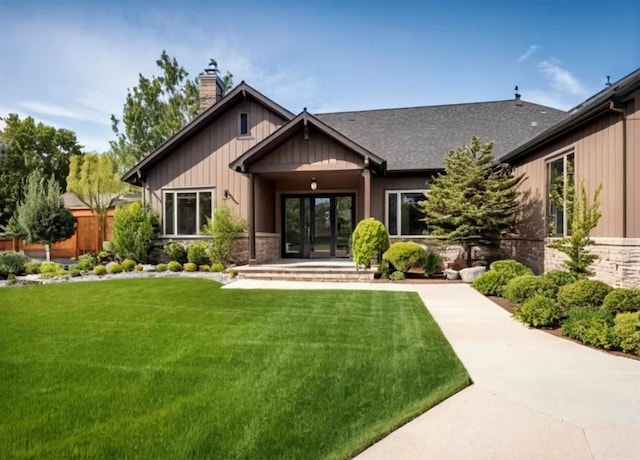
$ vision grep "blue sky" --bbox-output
[1,0,638,152]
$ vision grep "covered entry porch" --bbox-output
[230,110,386,264]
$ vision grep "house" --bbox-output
[122,66,639,286]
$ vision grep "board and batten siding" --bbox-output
[512,111,625,239]
[145,100,286,223]
[625,90,640,237]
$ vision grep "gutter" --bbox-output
[608,100,627,237]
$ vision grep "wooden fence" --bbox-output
[0,209,114,260]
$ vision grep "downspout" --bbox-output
[608,101,627,238]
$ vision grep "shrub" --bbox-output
[382,242,426,274]
[106,262,123,274]
[226,268,238,277]
[69,265,82,277]
[389,271,406,281]
[121,258,137,272]
[351,218,390,269]
[0,251,28,278]
[472,270,517,296]
[423,251,442,277]
[40,262,66,278]
[612,312,640,354]
[516,294,561,327]
[503,275,557,305]
[77,253,98,271]
[93,265,107,276]
[155,263,168,272]
[111,202,156,262]
[163,242,187,263]
[167,261,182,272]
[602,288,640,314]
[135,264,143,271]
[24,261,42,275]
[202,204,246,266]
[489,260,533,277]
[183,262,197,272]
[562,307,614,349]
[542,270,577,290]
[557,279,613,312]
[199,264,210,272]
[211,262,224,273]
[187,242,210,265]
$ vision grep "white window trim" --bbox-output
[384,189,427,237]
[162,188,215,237]
[546,152,574,238]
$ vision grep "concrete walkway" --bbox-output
[224,280,640,459]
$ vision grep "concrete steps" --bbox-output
[234,264,376,282]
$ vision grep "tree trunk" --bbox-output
[465,244,473,268]
[45,243,51,262]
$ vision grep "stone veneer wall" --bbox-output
[544,238,640,287]
[499,237,546,274]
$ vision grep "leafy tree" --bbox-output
[419,136,524,265]
[0,114,82,229]
[111,202,156,262]
[6,170,76,261]
[202,204,246,266]
[66,153,126,249]
[110,51,233,170]
[548,181,602,277]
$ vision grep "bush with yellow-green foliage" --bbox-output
[351,218,390,269]
[612,312,640,355]
[183,262,197,272]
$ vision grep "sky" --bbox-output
[0,0,638,152]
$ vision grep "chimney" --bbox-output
[514,85,523,106]
[198,65,226,114]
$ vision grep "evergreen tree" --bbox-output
[419,136,524,265]
[7,170,76,261]
[548,181,602,277]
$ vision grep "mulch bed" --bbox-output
[487,296,640,362]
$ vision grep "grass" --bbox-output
[0,278,469,459]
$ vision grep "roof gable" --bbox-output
[122,82,294,184]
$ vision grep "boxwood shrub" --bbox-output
[612,312,640,354]
[389,270,406,281]
[472,270,514,296]
[121,258,137,272]
[211,262,224,273]
[382,242,426,274]
[69,264,82,277]
[164,242,187,264]
[155,263,168,272]
[77,253,98,271]
[558,279,613,312]
[167,261,182,272]
[0,251,28,278]
[489,260,533,277]
[24,261,42,275]
[562,307,615,349]
[351,218,390,269]
[183,262,197,272]
[542,270,577,290]
[93,265,107,276]
[199,264,211,272]
[503,275,557,304]
[516,294,561,327]
[602,288,640,314]
[40,262,66,278]
[106,262,123,274]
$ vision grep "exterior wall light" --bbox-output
[310,178,318,191]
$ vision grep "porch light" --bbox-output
[310,178,318,191]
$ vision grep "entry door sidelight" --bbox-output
[282,196,311,258]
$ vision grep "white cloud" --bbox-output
[517,45,539,63]
[537,59,588,96]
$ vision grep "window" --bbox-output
[239,113,249,136]
[547,152,574,237]
[385,190,426,236]
[163,189,214,236]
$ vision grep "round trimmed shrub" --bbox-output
[121,258,137,272]
[558,279,613,312]
[77,253,98,271]
[135,264,143,271]
[199,264,210,272]
[164,242,187,264]
[503,275,557,305]
[389,270,406,281]
[106,262,123,274]
[603,288,640,314]
[24,261,42,275]
[542,270,577,290]
[472,270,516,296]
[40,262,66,278]
[382,242,426,274]
[167,261,182,272]
[351,218,390,268]
[517,294,561,327]
[0,251,28,278]
[211,262,224,273]
[489,260,533,277]
[69,265,82,277]
[562,307,615,349]
[155,263,168,272]
[183,262,197,272]
[187,242,210,265]
[612,312,640,354]
[226,268,238,278]
[93,265,107,276]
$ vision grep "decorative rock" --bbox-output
[443,269,460,280]
[459,266,486,283]
[141,264,156,272]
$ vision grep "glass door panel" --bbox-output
[311,197,331,258]
[335,196,353,258]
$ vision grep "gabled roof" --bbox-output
[230,110,386,173]
[122,82,294,185]
[502,67,640,163]
[316,100,567,171]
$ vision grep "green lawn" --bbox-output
[0,278,469,459]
